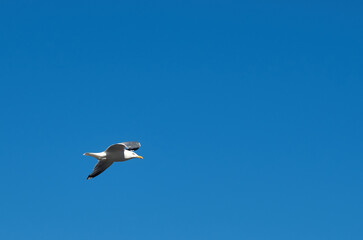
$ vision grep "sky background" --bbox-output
[0,1,362,239]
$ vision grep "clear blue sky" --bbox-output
[0,1,362,239]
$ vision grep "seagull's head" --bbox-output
[125,150,143,160]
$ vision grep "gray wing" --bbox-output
[87,160,113,180]
[105,143,126,153]
[121,141,141,151]
[105,142,141,152]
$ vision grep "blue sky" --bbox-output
[0,1,362,239]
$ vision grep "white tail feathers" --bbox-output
[83,152,106,160]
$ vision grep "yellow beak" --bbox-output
[136,156,143,159]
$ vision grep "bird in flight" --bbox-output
[84,141,143,180]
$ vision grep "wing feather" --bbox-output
[121,141,141,151]
[105,143,126,153]
[87,160,113,180]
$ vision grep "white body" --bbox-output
[84,150,137,162]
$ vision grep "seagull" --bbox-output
[84,141,143,180]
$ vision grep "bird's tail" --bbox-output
[83,152,103,159]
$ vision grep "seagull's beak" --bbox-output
[136,155,143,159]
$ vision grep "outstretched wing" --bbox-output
[87,160,113,180]
[105,142,141,152]
[105,143,126,153]
[121,141,141,151]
